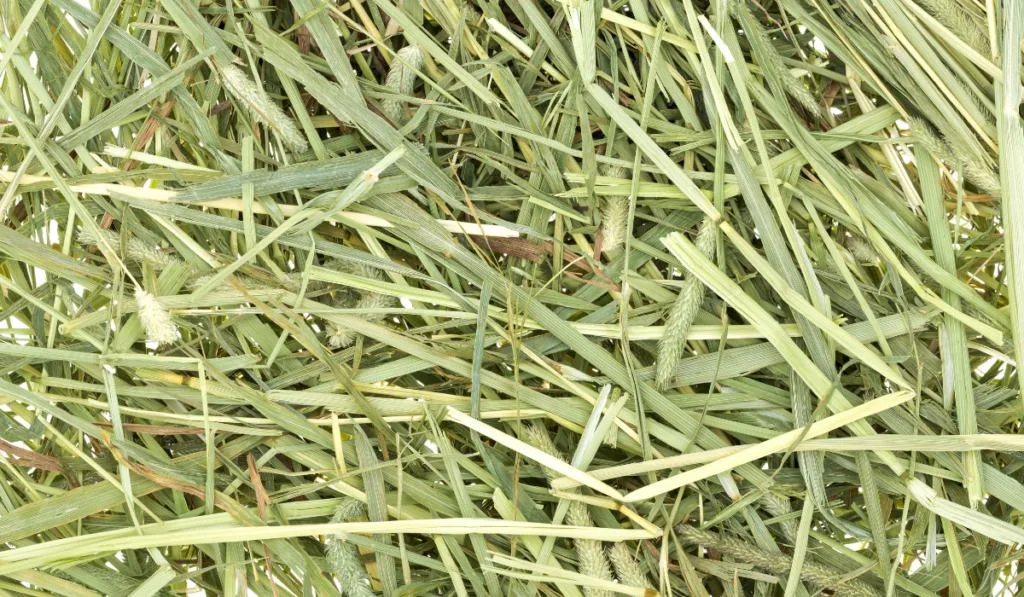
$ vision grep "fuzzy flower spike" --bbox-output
[217,63,308,152]
[135,286,179,346]
[381,46,423,123]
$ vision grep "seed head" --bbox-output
[607,542,649,589]
[135,286,179,346]
[381,46,423,123]
[218,64,308,152]
[656,218,715,389]
[325,498,373,596]
[599,166,630,253]
[656,277,705,388]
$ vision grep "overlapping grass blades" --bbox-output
[0,0,1022,595]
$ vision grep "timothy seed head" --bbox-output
[694,217,717,260]
[78,226,122,254]
[566,503,614,597]
[576,538,614,597]
[521,423,565,470]
[322,260,393,348]
[908,117,949,159]
[188,273,272,291]
[677,525,880,597]
[187,273,217,290]
[847,237,878,265]
[948,142,1000,195]
[382,46,423,123]
[600,196,629,253]
[126,237,178,269]
[759,492,799,542]
[218,64,308,152]
[326,498,373,596]
[733,2,821,117]
[678,525,790,573]
[324,292,392,349]
[656,218,716,388]
[135,286,179,345]
[354,290,394,314]
[962,162,1001,195]
[331,497,366,523]
[327,259,385,280]
[80,226,179,269]
[910,118,999,195]
[607,542,649,589]
[656,277,705,389]
[326,537,373,596]
[525,427,613,596]
[566,499,594,528]
[598,165,630,254]
[599,166,630,253]
[917,0,988,55]
[327,324,357,349]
